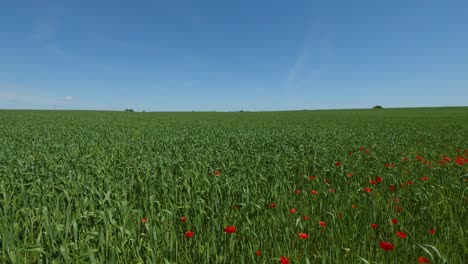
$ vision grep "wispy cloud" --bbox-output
[165,1,212,29]
[280,30,332,110]
[284,31,331,93]
[1,90,47,103]
[32,14,59,41]
[0,89,74,108]
[285,44,312,91]
[30,0,71,54]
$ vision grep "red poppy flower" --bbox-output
[346,173,353,177]
[359,147,365,151]
[298,232,308,239]
[302,215,310,221]
[328,188,335,193]
[214,170,220,176]
[370,223,378,229]
[335,161,342,166]
[348,151,353,156]
[324,179,330,184]
[379,241,394,251]
[185,230,194,238]
[268,203,276,208]
[369,180,377,185]
[180,216,187,223]
[319,221,326,227]
[364,149,369,154]
[394,206,403,212]
[311,190,318,195]
[290,208,297,214]
[456,156,464,165]
[233,205,240,210]
[418,256,431,263]
[389,185,396,191]
[295,189,301,194]
[352,204,356,209]
[141,218,147,224]
[396,231,406,238]
[429,228,435,235]
[309,175,316,181]
[280,256,290,264]
[391,219,398,225]
[224,225,236,234]
[376,176,382,183]
[407,180,414,185]
[363,187,371,193]
[256,250,261,256]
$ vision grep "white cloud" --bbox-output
[32,18,59,43]
[0,90,52,104]
[0,89,75,107]
[285,44,311,91]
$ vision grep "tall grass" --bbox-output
[0,108,467,263]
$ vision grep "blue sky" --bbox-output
[1,0,467,111]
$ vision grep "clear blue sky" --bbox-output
[1,0,467,111]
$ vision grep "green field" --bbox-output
[0,107,467,263]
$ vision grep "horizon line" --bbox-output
[1,105,467,113]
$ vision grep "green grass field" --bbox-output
[0,107,467,263]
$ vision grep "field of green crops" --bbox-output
[0,108,467,263]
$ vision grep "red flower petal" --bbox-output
[396,231,406,238]
[379,241,394,251]
[185,230,194,238]
[418,256,431,263]
[223,225,236,234]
